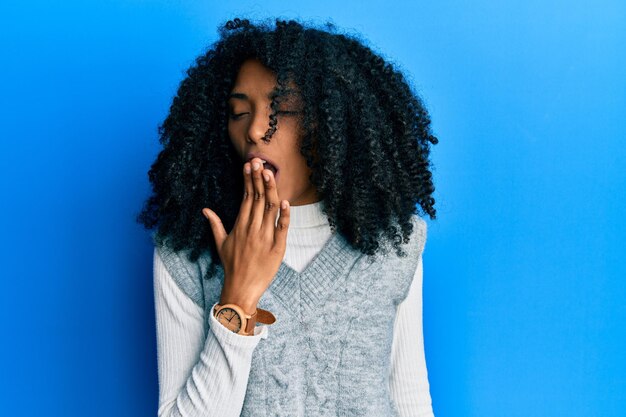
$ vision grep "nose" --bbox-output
[246,108,273,144]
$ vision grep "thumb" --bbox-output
[202,208,227,248]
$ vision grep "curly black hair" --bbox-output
[136,16,438,269]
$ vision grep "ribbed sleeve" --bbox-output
[153,248,268,417]
[389,255,435,417]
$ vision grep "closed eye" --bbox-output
[229,110,300,121]
[229,112,248,120]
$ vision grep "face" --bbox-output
[227,58,320,206]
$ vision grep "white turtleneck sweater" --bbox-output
[153,200,434,417]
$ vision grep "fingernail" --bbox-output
[202,208,210,219]
[263,172,269,182]
[245,164,251,174]
[252,162,260,171]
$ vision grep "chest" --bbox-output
[201,247,415,417]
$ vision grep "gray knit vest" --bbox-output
[156,214,427,417]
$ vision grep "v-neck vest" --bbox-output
[156,214,427,417]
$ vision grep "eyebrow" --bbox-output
[228,86,299,101]
[227,92,275,101]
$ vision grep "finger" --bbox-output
[260,168,280,236]
[273,199,290,250]
[249,157,266,231]
[202,208,227,250]
[235,161,254,231]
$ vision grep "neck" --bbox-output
[287,199,329,228]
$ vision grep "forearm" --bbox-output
[154,248,268,417]
[157,304,267,417]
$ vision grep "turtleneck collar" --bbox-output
[287,199,329,228]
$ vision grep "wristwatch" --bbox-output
[213,303,276,335]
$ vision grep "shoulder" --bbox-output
[361,213,427,270]
[154,242,211,309]
[394,213,427,266]
[392,214,427,302]
[394,213,428,268]
[408,213,427,257]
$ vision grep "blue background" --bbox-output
[1,1,624,416]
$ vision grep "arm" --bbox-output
[153,247,268,417]
[389,255,435,417]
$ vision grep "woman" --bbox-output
[137,17,438,417]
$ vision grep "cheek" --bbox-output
[228,125,244,150]
[291,161,312,185]
[227,123,237,139]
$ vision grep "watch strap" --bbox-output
[255,307,277,325]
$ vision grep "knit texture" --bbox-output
[156,214,427,417]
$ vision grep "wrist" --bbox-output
[219,291,259,315]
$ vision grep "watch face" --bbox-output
[216,307,242,333]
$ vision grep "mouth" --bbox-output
[245,153,280,182]
[263,161,280,184]
[263,162,280,184]
[261,160,278,176]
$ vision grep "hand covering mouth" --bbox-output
[246,153,280,175]
[262,160,278,175]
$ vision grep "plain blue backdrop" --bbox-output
[1,1,624,416]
